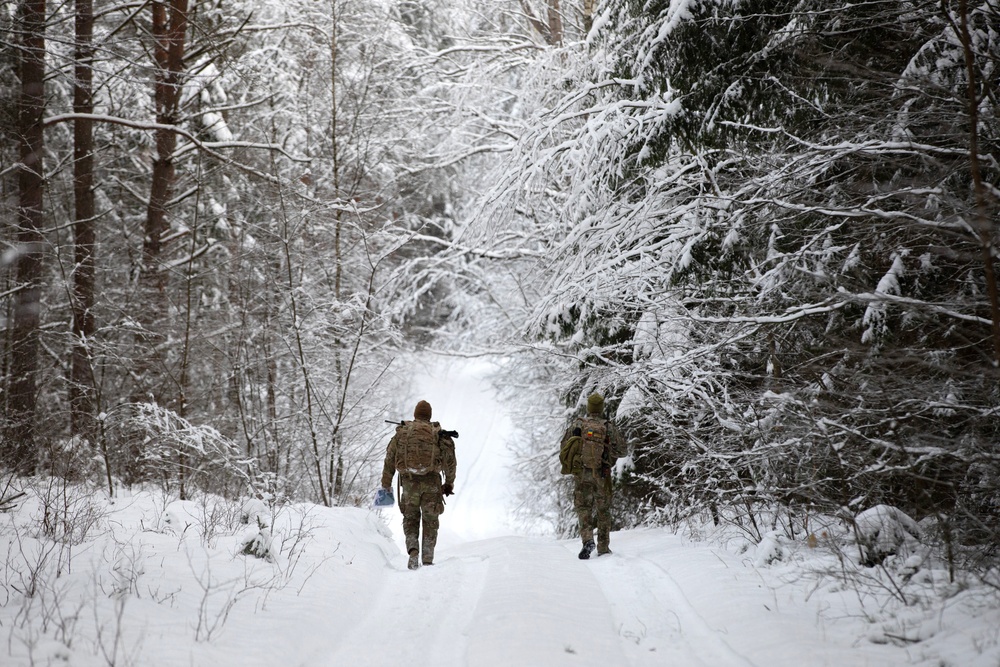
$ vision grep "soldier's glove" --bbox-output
[441,483,454,496]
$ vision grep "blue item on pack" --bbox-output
[372,487,394,508]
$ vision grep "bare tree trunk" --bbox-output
[6,0,47,473]
[520,0,563,45]
[955,0,1000,366]
[547,0,563,47]
[137,0,188,401]
[519,0,550,44]
[271,149,329,505]
[330,0,345,501]
[70,0,97,440]
[176,164,202,502]
[583,0,595,34]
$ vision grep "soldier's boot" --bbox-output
[407,548,420,570]
[597,531,611,556]
[578,540,596,560]
[422,545,434,566]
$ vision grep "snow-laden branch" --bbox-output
[718,120,999,166]
[42,112,308,169]
[402,233,546,260]
[686,299,847,325]
[729,197,968,231]
[847,291,996,326]
[397,143,515,173]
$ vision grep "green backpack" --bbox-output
[560,433,581,475]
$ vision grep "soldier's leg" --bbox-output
[595,481,613,555]
[400,481,421,557]
[420,491,442,565]
[573,475,596,544]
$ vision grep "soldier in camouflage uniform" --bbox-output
[381,400,457,570]
[560,392,627,559]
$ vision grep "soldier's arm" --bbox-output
[439,435,457,486]
[380,437,398,489]
[608,422,628,459]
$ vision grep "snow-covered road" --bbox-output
[324,535,748,667]
[312,527,903,667]
[334,357,900,667]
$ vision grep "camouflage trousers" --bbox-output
[399,473,445,563]
[574,470,612,550]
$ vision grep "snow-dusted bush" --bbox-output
[98,403,259,499]
[853,505,923,568]
[239,497,277,561]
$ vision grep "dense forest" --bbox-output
[2,0,998,570]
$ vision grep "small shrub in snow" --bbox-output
[853,505,922,567]
[754,530,788,566]
[240,497,271,529]
[240,524,277,562]
[237,497,279,561]
[99,402,260,499]
[163,501,197,537]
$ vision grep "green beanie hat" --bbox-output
[414,400,432,421]
[586,393,604,415]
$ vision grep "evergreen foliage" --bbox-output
[468,0,1000,556]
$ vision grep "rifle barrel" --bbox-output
[384,420,459,439]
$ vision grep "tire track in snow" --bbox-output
[315,554,489,667]
[586,551,759,667]
[461,537,629,667]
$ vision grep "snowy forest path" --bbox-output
[310,532,764,667]
[323,357,763,666]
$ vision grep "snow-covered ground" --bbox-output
[3,359,999,666]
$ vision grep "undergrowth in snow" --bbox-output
[1,478,998,666]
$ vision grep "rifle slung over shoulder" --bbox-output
[386,418,458,439]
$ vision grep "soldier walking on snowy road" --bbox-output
[559,392,627,559]
[381,400,457,570]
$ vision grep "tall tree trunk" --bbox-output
[547,0,563,47]
[137,0,188,402]
[955,0,1000,366]
[70,0,97,439]
[520,0,562,45]
[330,0,344,501]
[6,0,47,473]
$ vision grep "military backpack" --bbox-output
[560,416,610,474]
[395,420,442,475]
[577,416,609,470]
